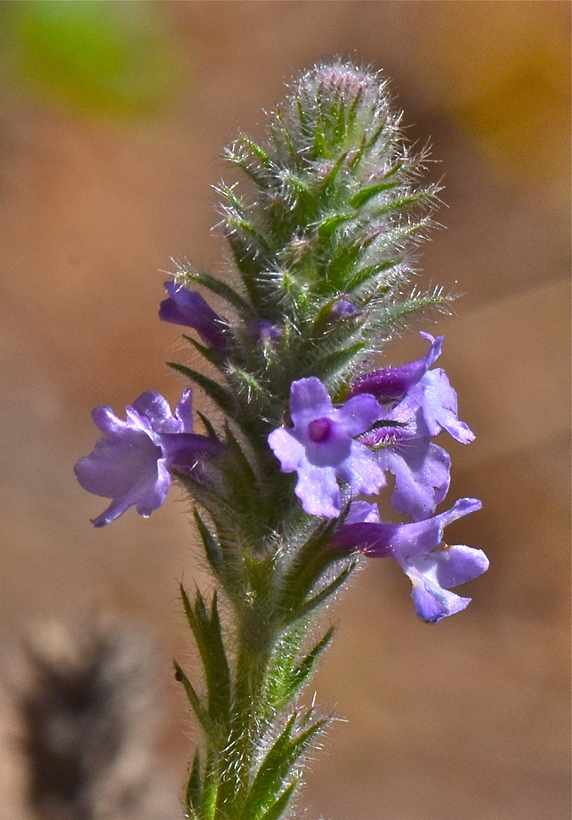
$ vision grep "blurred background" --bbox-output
[0,2,569,818]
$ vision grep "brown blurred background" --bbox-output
[0,2,569,818]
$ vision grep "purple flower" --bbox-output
[350,332,475,444]
[75,390,222,527]
[359,412,451,521]
[333,498,488,623]
[268,377,385,518]
[159,281,229,352]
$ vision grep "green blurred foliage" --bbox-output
[1,0,183,119]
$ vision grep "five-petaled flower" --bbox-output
[74,390,222,527]
[268,377,385,518]
[332,498,488,622]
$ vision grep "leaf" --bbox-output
[241,713,327,818]
[288,626,335,698]
[180,586,231,724]
[173,660,213,737]
[256,781,298,820]
[294,562,357,621]
[181,268,254,314]
[167,363,237,419]
[308,342,366,382]
[184,750,202,816]
[349,180,399,208]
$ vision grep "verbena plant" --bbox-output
[75,62,487,820]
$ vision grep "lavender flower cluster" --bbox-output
[76,282,487,624]
[75,63,490,820]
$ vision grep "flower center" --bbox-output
[308,417,332,443]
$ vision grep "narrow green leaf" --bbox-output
[182,335,226,370]
[318,149,348,190]
[167,363,237,419]
[257,781,298,820]
[289,626,335,697]
[349,180,399,209]
[242,714,327,817]
[180,269,254,314]
[196,411,220,441]
[173,660,213,737]
[184,750,202,815]
[172,468,231,520]
[180,586,231,724]
[316,212,353,239]
[194,509,224,576]
[345,258,399,291]
[308,342,366,382]
[295,562,357,621]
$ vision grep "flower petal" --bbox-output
[433,545,489,588]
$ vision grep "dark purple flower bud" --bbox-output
[159,281,229,352]
[250,318,282,343]
[75,390,222,527]
[268,377,385,518]
[332,498,488,623]
[329,299,358,319]
[349,332,443,403]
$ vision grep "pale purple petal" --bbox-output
[294,462,341,518]
[408,567,471,623]
[418,369,475,443]
[333,393,383,437]
[174,389,194,433]
[76,388,222,526]
[75,429,161,500]
[130,391,182,435]
[267,427,306,473]
[345,501,380,524]
[432,545,489,588]
[331,497,486,622]
[289,378,333,426]
[336,442,386,496]
[378,440,451,521]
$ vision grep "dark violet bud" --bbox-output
[329,299,358,320]
[159,281,229,352]
[349,333,443,403]
[250,318,282,343]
